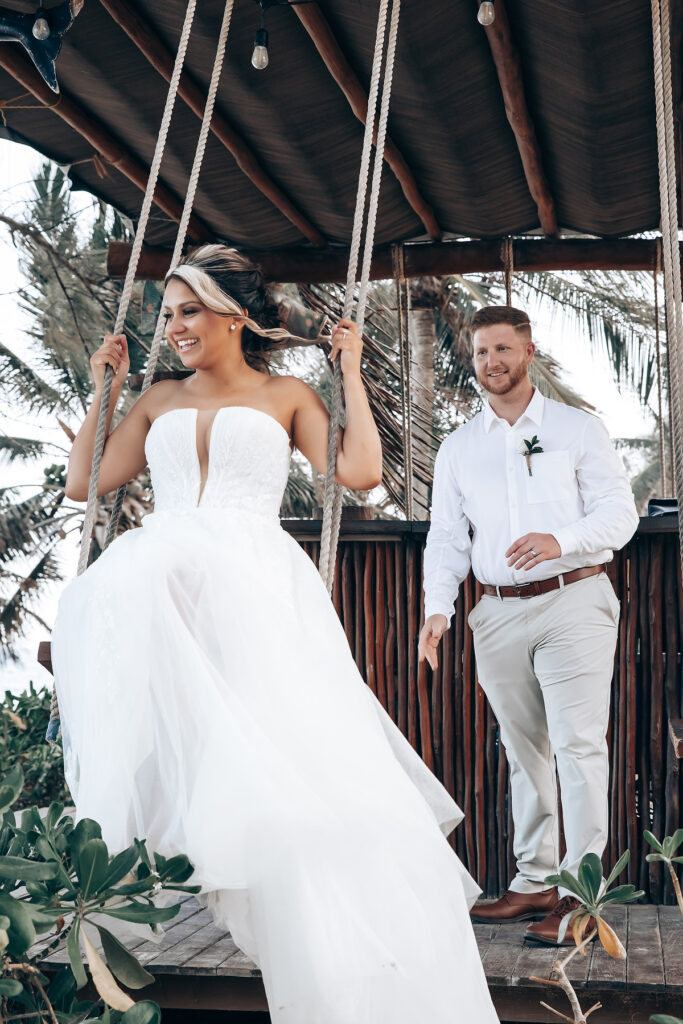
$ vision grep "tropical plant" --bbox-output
[0,762,198,1021]
[644,830,683,915]
[0,161,163,661]
[0,683,68,808]
[531,851,644,1024]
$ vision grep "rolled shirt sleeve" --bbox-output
[552,416,639,558]
[423,436,473,623]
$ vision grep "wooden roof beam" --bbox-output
[98,0,326,248]
[108,236,672,285]
[0,48,213,243]
[479,0,558,237]
[292,4,442,241]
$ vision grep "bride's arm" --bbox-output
[292,320,382,490]
[65,334,153,501]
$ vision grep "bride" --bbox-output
[52,245,499,1024]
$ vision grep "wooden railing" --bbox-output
[283,517,683,904]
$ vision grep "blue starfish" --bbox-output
[0,0,83,93]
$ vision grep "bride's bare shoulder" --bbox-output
[265,374,323,411]
[136,378,191,423]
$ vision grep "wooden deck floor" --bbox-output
[39,898,683,1022]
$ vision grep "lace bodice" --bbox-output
[144,406,291,518]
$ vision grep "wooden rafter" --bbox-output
[0,47,213,242]
[98,0,326,248]
[292,4,441,241]
[479,0,558,237]
[108,236,674,285]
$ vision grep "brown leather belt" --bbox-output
[480,564,605,600]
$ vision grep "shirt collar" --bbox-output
[483,387,545,432]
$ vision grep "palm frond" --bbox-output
[530,351,593,410]
[0,487,66,565]
[0,550,62,662]
[0,341,72,414]
[0,435,50,463]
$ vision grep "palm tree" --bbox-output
[0,163,165,659]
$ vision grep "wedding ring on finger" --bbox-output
[530,549,537,557]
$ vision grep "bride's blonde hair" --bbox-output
[166,245,296,371]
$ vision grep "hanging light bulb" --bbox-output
[251,27,269,69]
[477,1,495,26]
[32,7,51,40]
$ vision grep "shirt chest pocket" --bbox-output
[525,450,574,504]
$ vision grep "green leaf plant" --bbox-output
[530,851,644,1024]
[644,830,683,916]
[0,764,200,1022]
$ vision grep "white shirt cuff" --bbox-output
[424,597,455,625]
[552,526,578,558]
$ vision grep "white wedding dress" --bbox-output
[52,406,498,1024]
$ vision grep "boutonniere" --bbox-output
[519,435,544,476]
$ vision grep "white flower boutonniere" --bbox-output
[519,435,544,476]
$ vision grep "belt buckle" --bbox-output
[514,583,534,599]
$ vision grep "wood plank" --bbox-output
[216,946,262,978]
[626,904,665,991]
[134,906,213,966]
[143,919,230,973]
[511,938,560,985]
[472,920,499,961]
[659,905,683,992]
[586,906,627,990]
[108,237,683,285]
[480,918,528,985]
[175,931,241,973]
[562,933,596,987]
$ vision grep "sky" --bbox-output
[0,136,654,695]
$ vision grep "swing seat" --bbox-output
[37,641,53,676]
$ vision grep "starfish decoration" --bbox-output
[0,0,83,93]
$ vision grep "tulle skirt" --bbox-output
[52,508,498,1023]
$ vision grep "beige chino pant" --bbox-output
[468,573,620,894]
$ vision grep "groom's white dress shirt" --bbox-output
[424,389,639,621]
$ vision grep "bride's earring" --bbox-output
[229,323,237,331]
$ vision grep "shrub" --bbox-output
[0,684,69,808]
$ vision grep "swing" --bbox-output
[43,0,403,739]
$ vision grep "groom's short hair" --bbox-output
[471,306,532,342]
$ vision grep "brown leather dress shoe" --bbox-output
[470,887,558,923]
[525,895,595,946]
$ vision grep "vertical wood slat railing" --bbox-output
[285,518,682,904]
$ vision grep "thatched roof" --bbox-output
[0,0,675,253]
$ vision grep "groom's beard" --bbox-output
[475,358,528,396]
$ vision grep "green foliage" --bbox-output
[0,763,199,1021]
[545,850,644,946]
[0,685,69,807]
[644,829,683,865]
[651,1017,683,1024]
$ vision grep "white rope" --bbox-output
[76,0,199,576]
[50,1,235,735]
[319,0,401,591]
[104,0,235,547]
[651,0,683,570]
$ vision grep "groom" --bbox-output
[418,306,638,944]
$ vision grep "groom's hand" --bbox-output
[418,614,449,671]
[506,532,561,570]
